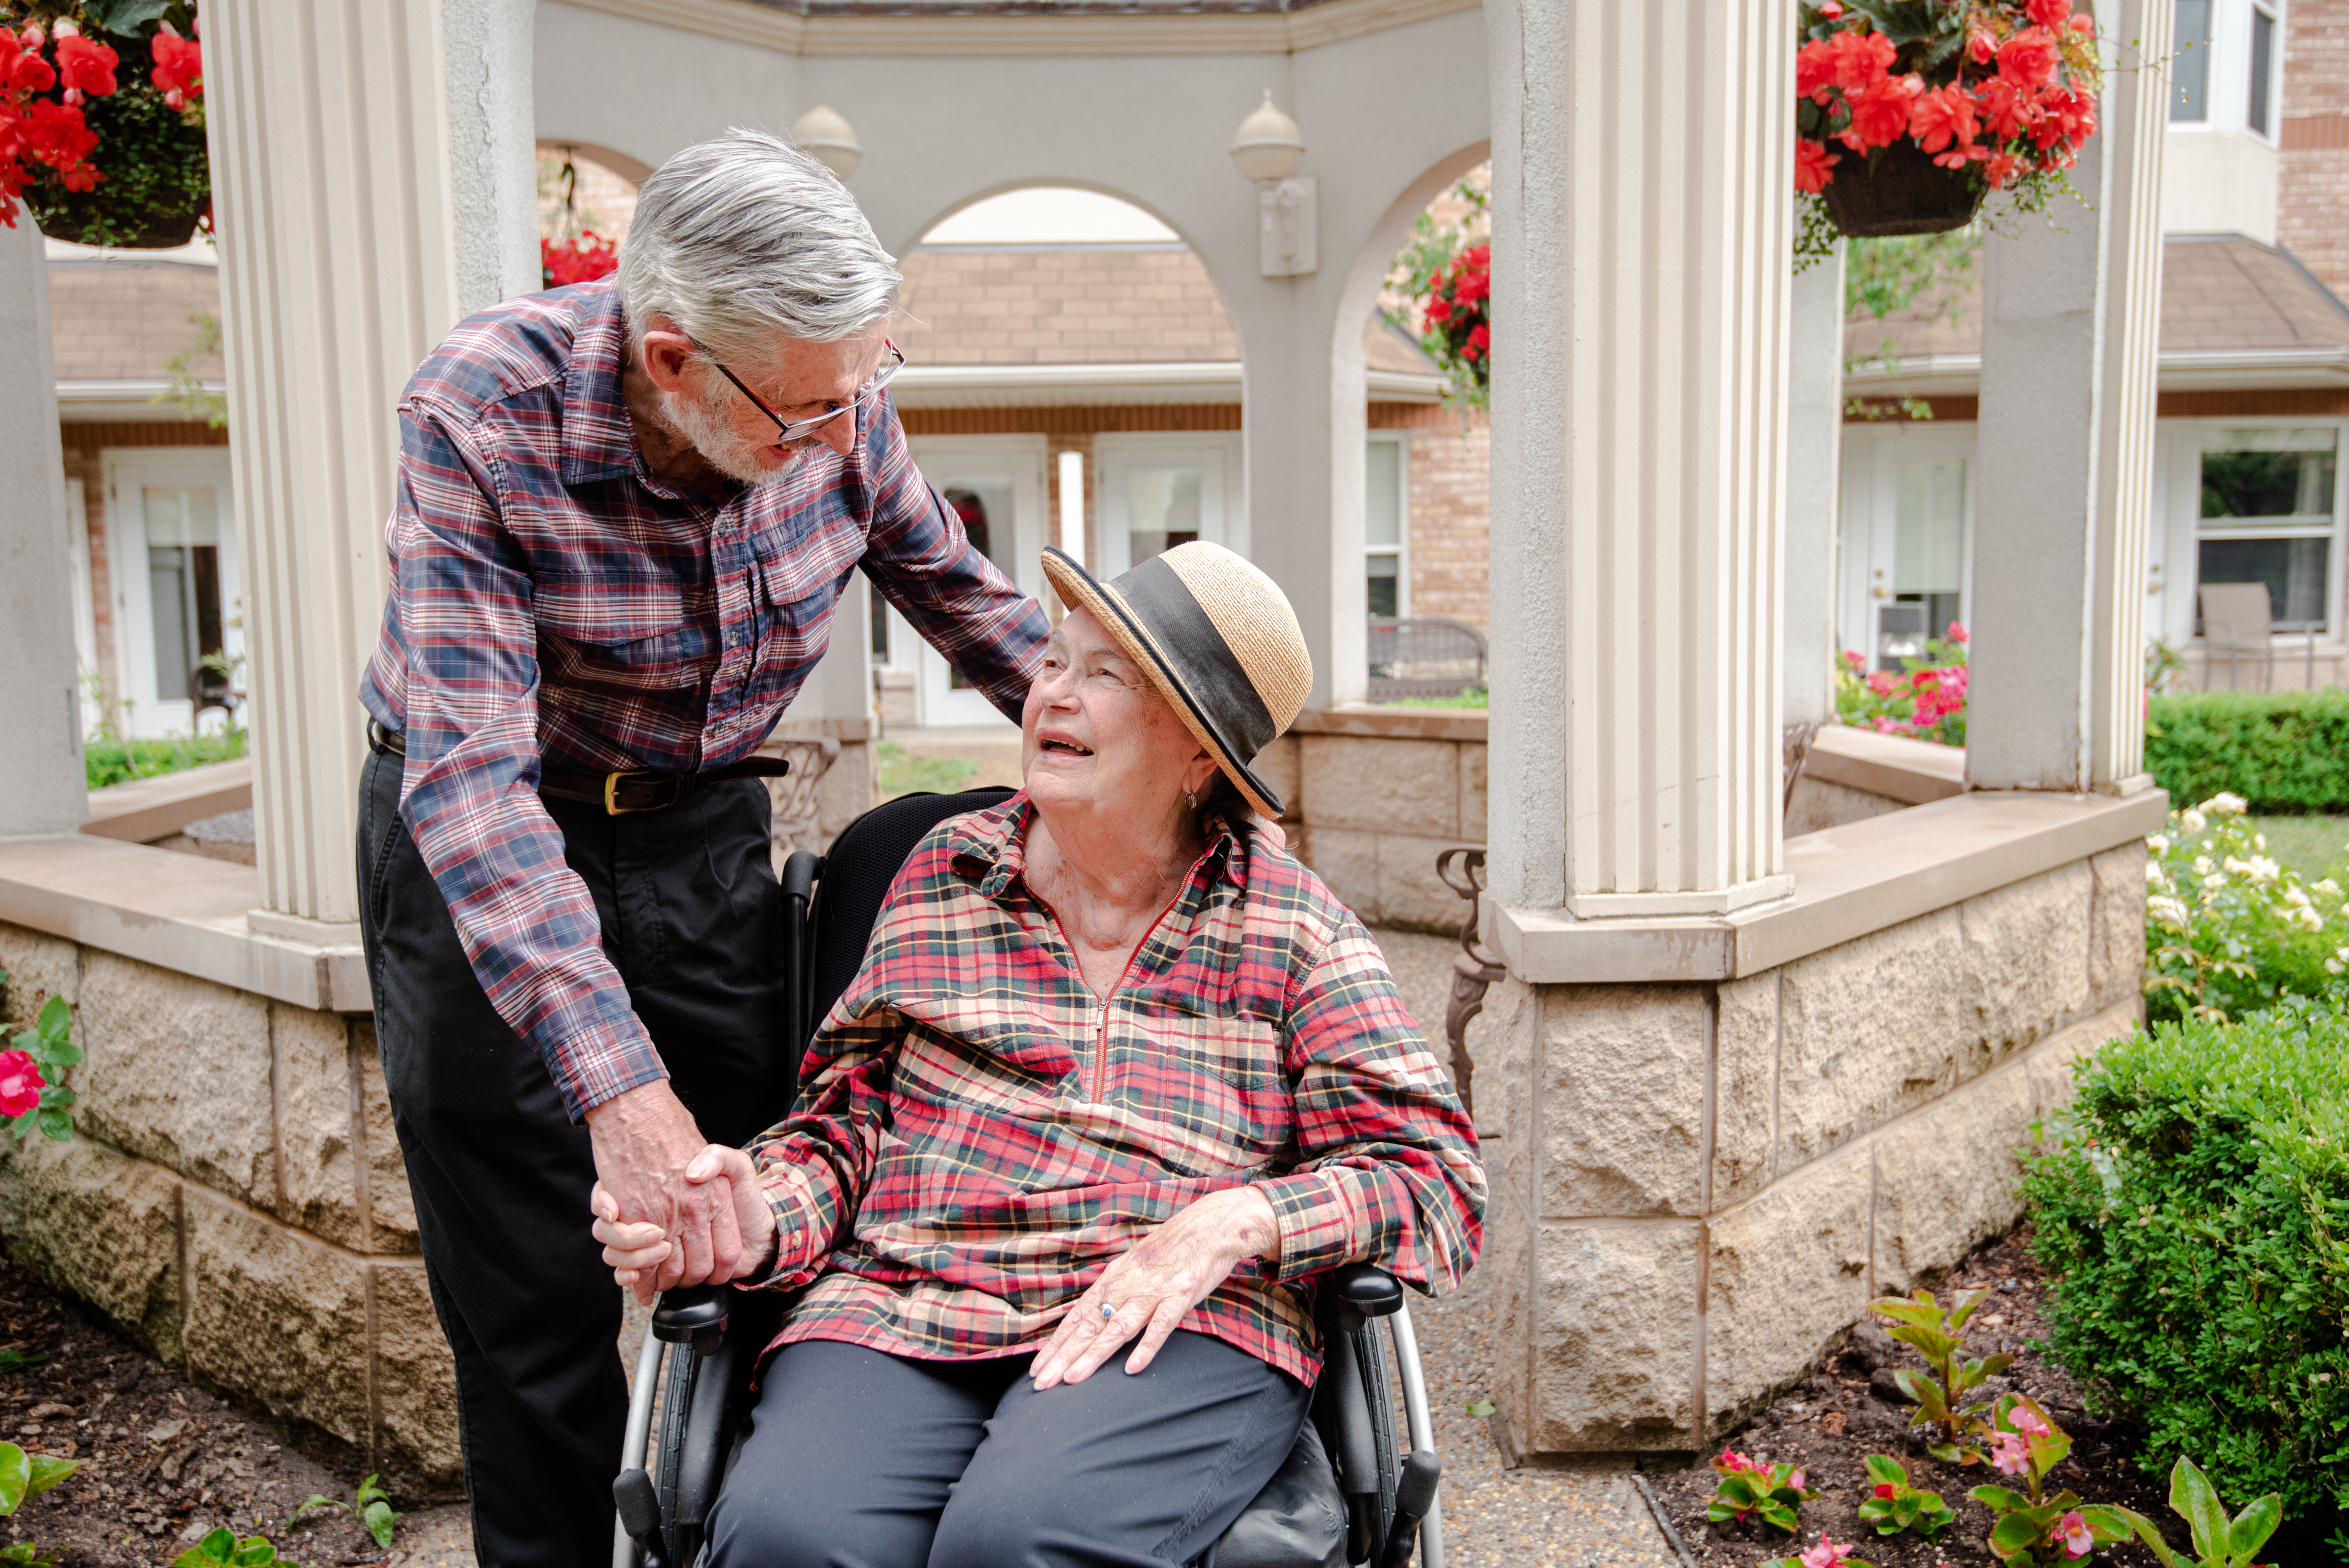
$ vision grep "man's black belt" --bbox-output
[368,719,790,816]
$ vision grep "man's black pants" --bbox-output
[706,1333,1309,1568]
[356,740,795,1568]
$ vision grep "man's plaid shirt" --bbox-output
[359,278,1048,1122]
[746,796,1486,1383]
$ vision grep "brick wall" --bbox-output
[2281,0,2349,294]
[1372,403,1490,632]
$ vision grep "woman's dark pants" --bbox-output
[356,742,794,1568]
[707,1332,1309,1568]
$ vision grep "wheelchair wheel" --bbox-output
[649,1329,741,1568]
[651,1343,703,1568]
[1354,1316,1401,1559]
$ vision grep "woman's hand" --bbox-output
[591,1144,779,1306]
[1030,1185,1282,1389]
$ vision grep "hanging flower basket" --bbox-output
[4,4,208,249]
[1824,139,1984,237]
[1792,0,2101,256]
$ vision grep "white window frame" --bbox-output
[1092,433,1247,577]
[901,433,1047,728]
[2247,0,2281,143]
[1834,423,1979,667]
[1365,431,1410,619]
[103,448,241,740]
[2158,417,2349,645]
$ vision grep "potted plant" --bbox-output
[1794,0,2100,250]
[2,0,207,249]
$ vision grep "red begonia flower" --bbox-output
[1824,28,1896,92]
[53,34,118,96]
[2026,0,2072,26]
[1974,77,2032,139]
[1794,137,1840,193]
[151,32,202,101]
[1796,38,1837,102]
[1873,1483,1898,1499]
[1842,72,1924,151]
[9,46,55,93]
[1909,83,1979,154]
[21,98,96,170]
[1998,27,2062,90]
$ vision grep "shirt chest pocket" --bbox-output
[534,573,696,675]
[1117,1009,1292,1169]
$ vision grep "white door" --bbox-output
[1094,435,1245,577]
[1847,430,1976,672]
[905,436,1046,728]
[106,450,241,738]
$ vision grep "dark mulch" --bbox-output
[0,1254,456,1568]
[1647,1228,2205,1568]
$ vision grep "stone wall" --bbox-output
[1263,707,1488,934]
[0,924,456,1491]
[1476,843,2147,1455]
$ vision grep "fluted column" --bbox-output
[0,220,86,837]
[208,0,537,930]
[1968,0,2169,794]
[1488,0,1795,918]
[1785,243,1846,729]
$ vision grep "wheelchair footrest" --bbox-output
[1373,1450,1440,1568]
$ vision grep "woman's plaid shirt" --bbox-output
[746,797,1486,1383]
[357,278,1047,1122]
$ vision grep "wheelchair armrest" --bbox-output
[653,1284,735,1357]
[1328,1264,1403,1318]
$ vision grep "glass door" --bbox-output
[1093,436,1243,577]
[1859,437,1975,672]
[106,451,240,738]
[903,436,1045,728]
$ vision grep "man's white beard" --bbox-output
[659,381,803,489]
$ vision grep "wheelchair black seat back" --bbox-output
[614,787,1447,1568]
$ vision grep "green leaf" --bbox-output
[2078,1504,2143,1545]
[81,0,176,36]
[289,1495,338,1525]
[1758,1500,1799,1532]
[229,1537,279,1567]
[1969,1484,2027,1511]
[172,1528,238,1568]
[0,1443,27,1514]
[34,1107,70,1141]
[2119,1506,2187,1568]
[360,1499,397,1549]
[31,1039,81,1069]
[2172,1456,2230,1560]
[1862,1453,1905,1486]
[1990,1510,2054,1557]
[1465,1399,1495,1419]
[21,1454,77,1501]
[2226,1492,2282,1560]
[33,997,67,1041]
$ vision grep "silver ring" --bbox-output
[1101,1302,1117,1319]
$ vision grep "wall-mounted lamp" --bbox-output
[1230,91,1316,278]
[792,105,863,180]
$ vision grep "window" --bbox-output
[869,580,890,661]
[2172,0,2212,120]
[1366,437,1406,618]
[1879,456,1966,668]
[2249,2,2278,138]
[2195,427,2339,633]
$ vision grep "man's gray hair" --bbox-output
[618,128,900,357]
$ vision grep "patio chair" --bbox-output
[1367,618,1487,702]
[612,786,1449,1568]
[2199,582,2275,693]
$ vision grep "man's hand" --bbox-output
[592,1145,781,1305]
[1029,1185,1282,1389]
[584,1080,751,1298]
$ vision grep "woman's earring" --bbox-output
[1184,789,1197,810]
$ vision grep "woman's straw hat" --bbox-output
[1041,543,1312,820]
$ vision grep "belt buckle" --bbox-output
[603,769,659,815]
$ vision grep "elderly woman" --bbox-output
[593,542,1484,1568]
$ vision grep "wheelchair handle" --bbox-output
[653,1284,734,1356]
[1326,1263,1403,1331]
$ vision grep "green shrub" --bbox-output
[2145,793,2349,1025]
[83,731,247,792]
[2145,690,2349,814]
[2021,1010,2349,1543]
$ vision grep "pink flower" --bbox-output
[0,1048,43,1118]
[1819,1,1843,15]
[2026,0,2072,25]
[1946,621,1968,644]
[1990,1430,2031,1475]
[1842,649,1866,671]
[2010,1405,2053,1438]
[1800,1536,1861,1568]
[2058,1511,2093,1558]
[1788,1470,1806,1492]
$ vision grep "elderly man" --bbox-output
[353,130,1047,1566]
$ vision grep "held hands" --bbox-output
[1030,1185,1282,1390]
[584,1080,778,1304]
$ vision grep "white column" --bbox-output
[1488,0,1795,918]
[0,221,87,837]
[1785,244,1846,728]
[1967,0,2168,794]
[208,0,537,931]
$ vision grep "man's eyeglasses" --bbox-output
[704,340,906,444]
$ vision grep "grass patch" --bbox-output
[1375,688,1488,710]
[85,730,247,792]
[2244,813,2349,881]
[876,740,981,800]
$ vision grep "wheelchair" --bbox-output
[612,787,1450,1568]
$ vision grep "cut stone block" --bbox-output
[1713,973,1777,1208]
[1960,863,2092,1071]
[353,1021,419,1254]
[1254,735,1301,820]
[1872,1056,2044,1296]
[1299,735,1458,837]
[2087,842,2148,1011]
[1458,743,1487,842]
[0,923,79,1019]
[183,1188,370,1449]
[1302,826,1382,926]
[0,1132,182,1362]
[1707,1143,1873,1434]
[370,1262,461,1487]
[76,952,276,1208]
[1777,910,1964,1173]
[1524,1220,1698,1452]
[1474,975,1537,1149]
[1483,1186,1536,1435]
[274,1003,359,1247]
[1540,984,1709,1218]
[1375,832,1473,934]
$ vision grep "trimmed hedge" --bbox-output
[2022,1010,2349,1547]
[84,731,247,792]
[2145,689,2349,812]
